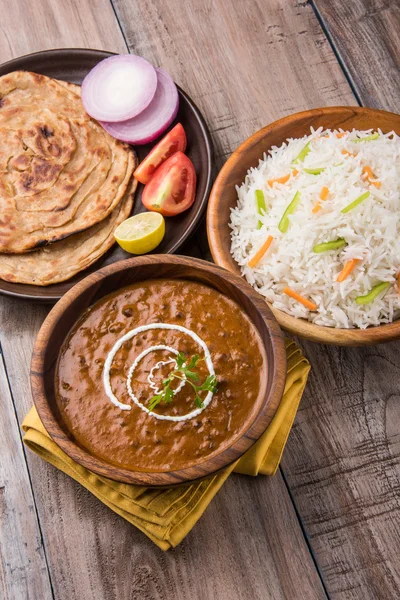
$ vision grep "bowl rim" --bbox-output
[30,254,287,486]
[207,105,400,346]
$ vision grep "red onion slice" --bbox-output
[100,68,179,145]
[82,55,157,123]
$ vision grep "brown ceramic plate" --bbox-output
[207,106,400,346]
[0,49,213,302]
[30,255,286,486]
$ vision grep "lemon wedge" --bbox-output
[114,212,165,254]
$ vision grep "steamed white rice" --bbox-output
[230,127,400,329]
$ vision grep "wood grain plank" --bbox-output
[113,0,355,167]
[0,0,325,598]
[282,340,400,599]
[0,348,53,600]
[0,0,127,61]
[312,0,400,110]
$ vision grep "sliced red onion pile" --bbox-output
[82,55,179,145]
[101,68,179,145]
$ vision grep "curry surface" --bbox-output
[56,279,267,472]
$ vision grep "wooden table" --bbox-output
[1,1,399,598]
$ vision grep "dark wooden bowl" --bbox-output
[207,106,400,346]
[30,255,286,486]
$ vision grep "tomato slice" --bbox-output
[134,123,187,184]
[141,151,196,217]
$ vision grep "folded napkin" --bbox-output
[22,339,309,550]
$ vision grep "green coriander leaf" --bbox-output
[182,369,200,382]
[175,352,187,369]
[148,353,217,412]
[164,386,174,404]
[195,394,204,409]
[148,393,164,412]
[187,354,200,369]
[198,375,218,392]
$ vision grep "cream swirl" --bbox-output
[102,323,215,421]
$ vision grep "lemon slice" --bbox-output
[114,212,165,254]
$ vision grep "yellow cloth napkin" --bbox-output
[22,339,309,550]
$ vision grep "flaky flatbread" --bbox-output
[0,170,138,285]
[0,71,135,253]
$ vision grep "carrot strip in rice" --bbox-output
[247,235,274,268]
[362,165,381,188]
[267,169,298,187]
[342,149,356,157]
[312,186,329,213]
[337,259,360,282]
[283,287,317,311]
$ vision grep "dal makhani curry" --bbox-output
[56,279,267,472]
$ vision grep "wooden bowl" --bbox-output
[30,255,286,486]
[207,106,400,346]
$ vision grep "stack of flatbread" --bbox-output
[0,71,137,286]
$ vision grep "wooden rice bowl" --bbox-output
[207,106,400,346]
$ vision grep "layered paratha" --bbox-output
[0,71,135,253]
[0,174,138,285]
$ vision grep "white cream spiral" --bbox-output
[102,323,215,422]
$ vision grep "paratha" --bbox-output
[0,71,135,253]
[0,173,138,286]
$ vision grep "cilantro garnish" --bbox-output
[148,352,217,412]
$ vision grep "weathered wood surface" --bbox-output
[283,341,400,599]
[113,0,356,169]
[0,0,335,598]
[0,348,53,600]
[313,0,400,111]
[0,0,127,58]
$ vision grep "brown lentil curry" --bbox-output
[56,279,267,471]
